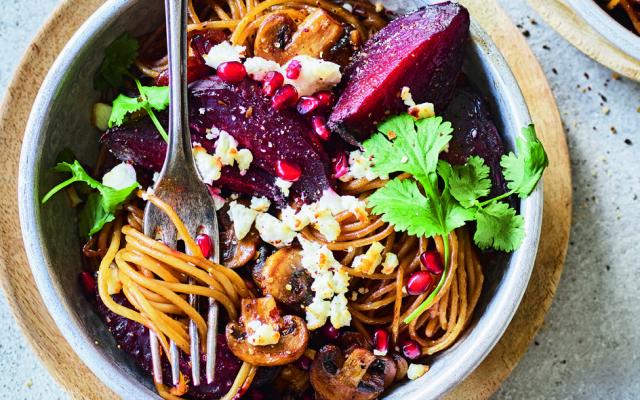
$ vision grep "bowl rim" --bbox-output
[17,1,543,399]
[565,0,640,60]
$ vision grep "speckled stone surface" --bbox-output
[0,0,638,399]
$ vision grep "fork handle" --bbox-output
[162,0,195,176]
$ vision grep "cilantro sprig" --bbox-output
[94,33,139,91]
[41,161,139,236]
[363,114,548,323]
[108,79,170,142]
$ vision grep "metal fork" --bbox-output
[144,0,220,387]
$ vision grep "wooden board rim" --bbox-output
[0,1,571,399]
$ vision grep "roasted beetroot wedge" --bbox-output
[329,3,470,143]
[189,76,333,202]
[441,82,508,196]
[101,114,286,205]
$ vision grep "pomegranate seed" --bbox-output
[315,91,334,108]
[80,271,97,294]
[196,233,212,259]
[406,271,434,295]
[311,115,331,141]
[322,322,340,341]
[275,160,301,181]
[286,60,302,79]
[262,71,284,96]
[272,84,298,110]
[420,250,444,274]
[216,61,246,83]
[401,339,421,360]
[373,329,389,355]
[296,355,312,371]
[333,152,349,179]
[296,96,321,115]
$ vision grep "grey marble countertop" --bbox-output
[1,0,638,399]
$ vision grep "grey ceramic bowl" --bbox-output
[566,0,640,61]
[18,0,542,399]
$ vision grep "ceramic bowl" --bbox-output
[566,0,640,60]
[18,0,543,398]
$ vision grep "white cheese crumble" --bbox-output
[381,252,399,275]
[283,55,342,97]
[352,242,385,275]
[275,178,293,197]
[214,130,239,165]
[407,364,429,380]
[339,150,388,183]
[204,41,246,68]
[401,86,416,107]
[102,163,137,190]
[305,297,331,330]
[246,320,280,346]
[193,145,222,184]
[255,213,296,248]
[409,102,435,120]
[329,293,351,328]
[227,201,258,240]
[244,57,281,80]
[235,148,253,174]
[92,102,112,131]
[250,196,271,213]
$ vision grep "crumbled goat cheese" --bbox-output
[407,364,429,380]
[408,102,435,120]
[298,236,341,275]
[281,206,311,231]
[255,213,296,248]
[102,163,137,190]
[206,126,222,140]
[381,252,399,275]
[306,296,331,330]
[250,196,271,212]
[283,55,342,96]
[311,270,335,300]
[193,145,222,184]
[340,150,388,182]
[352,242,385,274]
[311,207,341,242]
[275,178,293,197]
[244,57,281,80]
[330,293,351,329]
[401,86,416,107]
[214,130,239,165]
[235,148,253,174]
[227,201,258,240]
[204,41,246,68]
[246,320,280,346]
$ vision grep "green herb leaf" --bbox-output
[94,33,139,91]
[42,161,138,236]
[368,178,445,238]
[140,85,170,110]
[438,156,491,208]
[364,114,453,185]
[108,94,146,127]
[500,125,549,198]
[474,202,525,252]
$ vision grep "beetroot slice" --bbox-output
[96,293,241,400]
[329,3,470,144]
[100,113,286,206]
[441,82,508,197]
[189,76,333,202]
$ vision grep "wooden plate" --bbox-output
[0,1,571,399]
[529,0,640,82]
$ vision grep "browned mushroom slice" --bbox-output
[390,353,408,382]
[254,247,314,306]
[310,345,397,400]
[254,9,345,64]
[226,296,309,366]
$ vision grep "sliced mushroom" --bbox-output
[220,206,261,268]
[254,9,345,64]
[254,247,314,306]
[338,331,372,355]
[310,345,397,400]
[390,353,408,382]
[226,296,309,366]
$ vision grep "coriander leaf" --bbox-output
[368,178,445,238]
[363,114,452,185]
[438,156,491,208]
[474,202,524,252]
[79,193,115,237]
[108,94,145,127]
[140,85,170,110]
[101,182,139,213]
[94,33,139,91]
[441,190,475,232]
[500,124,548,198]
